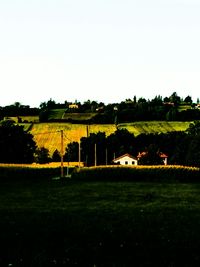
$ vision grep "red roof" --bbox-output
[137,151,168,158]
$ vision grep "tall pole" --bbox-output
[95,143,97,166]
[106,147,108,166]
[78,140,81,169]
[60,130,64,178]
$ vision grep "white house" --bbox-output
[113,153,138,166]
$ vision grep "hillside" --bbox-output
[29,121,191,156]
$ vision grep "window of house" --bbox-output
[132,161,135,165]
[125,161,128,165]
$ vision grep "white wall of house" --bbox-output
[163,157,167,165]
[113,155,138,166]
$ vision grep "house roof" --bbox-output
[159,152,168,158]
[137,151,168,158]
[113,153,137,162]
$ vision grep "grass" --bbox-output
[62,112,97,121]
[178,104,192,111]
[30,121,190,156]
[9,116,39,122]
[1,177,200,266]
[48,109,66,120]
[119,121,191,135]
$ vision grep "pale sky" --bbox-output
[0,0,200,107]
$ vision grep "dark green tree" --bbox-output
[186,121,200,136]
[169,92,181,106]
[138,144,163,165]
[0,121,36,163]
[184,95,192,104]
[81,132,107,166]
[52,149,61,162]
[34,147,50,164]
[64,142,79,162]
[107,129,135,162]
[185,136,200,167]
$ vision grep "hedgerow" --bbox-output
[72,165,200,182]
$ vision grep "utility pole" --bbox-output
[60,130,64,178]
[78,140,81,169]
[94,143,97,166]
[105,147,108,166]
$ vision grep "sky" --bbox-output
[0,0,200,107]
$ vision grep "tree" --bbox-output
[81,132,107,166]
[186,121,200,136]
[185,136,200,167]
[39,109,49,122]
[169,92,181,106]
[34,147,51,164]
[107,129,135,161]
[64,142,79,162]
[0,122,36,163]
[52,149,61,162]
[184,95,192,104]
[138,144,163,165]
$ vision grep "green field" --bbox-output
[1,177,200,266]
[119,121,191,135]
[62,112,97,121]
[30,121,191,155]
[48,109,66,120]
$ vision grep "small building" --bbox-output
[113,153,138,166]
[68,103,79,109]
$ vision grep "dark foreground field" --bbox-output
[1,179,200,266]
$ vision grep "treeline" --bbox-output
[0,102,39,120]
[1,92,200,123]
[39,92,200,123]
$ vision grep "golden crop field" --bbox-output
[30,121,191,156]
[30,123,116,155]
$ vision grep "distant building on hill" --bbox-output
[68,103,79,109]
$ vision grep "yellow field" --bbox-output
[0,162,84,168]
[30,121,191,156]
[30,123,116,156]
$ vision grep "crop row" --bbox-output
[72,165,200,182]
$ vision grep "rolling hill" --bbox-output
[29,121,191,156]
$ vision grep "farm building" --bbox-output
[68,103,79,109]
[113,153,138,166]
[137,151,168,165]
